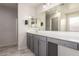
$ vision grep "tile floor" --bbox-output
[0,46,35,56]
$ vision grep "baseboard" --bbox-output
[0,44,17,49]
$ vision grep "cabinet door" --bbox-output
[39,36,47,56]
[33,35,39,56]
[48,42,58,56]
[27,33,30,49]
[30,34,34,52]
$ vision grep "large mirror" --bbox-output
[45,3,79,32]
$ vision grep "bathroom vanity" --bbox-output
[27,31,79,56]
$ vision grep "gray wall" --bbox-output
[0,6,17,47]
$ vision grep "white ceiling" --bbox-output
[22,3,43,8]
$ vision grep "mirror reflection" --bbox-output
[45,3,79,32]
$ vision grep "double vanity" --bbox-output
[27,31,79,56]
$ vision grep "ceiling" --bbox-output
[0,3,17,9]
[23,3,43,8]
[0,3,43,9]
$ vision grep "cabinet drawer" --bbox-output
[47,38,60,44]
[47,37,77,50]
[60,40,77,49]
[39,36,47,41]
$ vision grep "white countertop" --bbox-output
[27,31,79,43]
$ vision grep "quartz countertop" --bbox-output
[27,31,79,43]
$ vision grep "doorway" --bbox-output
[0,3,18,47]
[50,17,58,31]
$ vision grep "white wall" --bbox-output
[18,3,38,50]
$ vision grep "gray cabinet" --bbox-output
[27,33,34,52]
[27,33,30,49]
[48,42,58,56]
[27,33,58,56]
[39,36,47,56]
[33,35,39,56]
[27,33,78,56]
[30,34,34,52]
